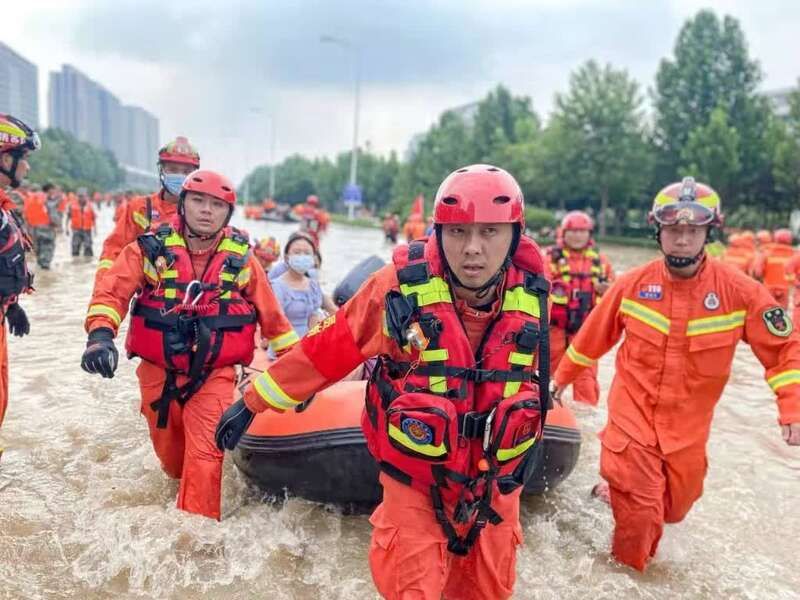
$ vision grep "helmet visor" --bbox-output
[653,202,714,226]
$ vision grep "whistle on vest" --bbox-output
[404,322,429,351]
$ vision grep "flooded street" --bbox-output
[1,209,798,599]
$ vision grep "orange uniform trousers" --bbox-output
[137,361,235,520]
[0,324,7,427]
[368,474,523,600]
[599,424,706,571]
[550,325,599,406]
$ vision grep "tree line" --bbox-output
[241,9,800,235]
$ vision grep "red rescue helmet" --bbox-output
[254,236,281,262]
[158,136,200,167]
[181,170,236,205]
[0,114,40,154]
[306,194,319,206]
[774,228,793,245]
[650,177,723,228]
[756,230,772,244]
[561,210,593,231]
[433,164,524,227]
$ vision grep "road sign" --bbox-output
[342,183,362,205]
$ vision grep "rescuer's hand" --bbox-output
[781,423,800,446]
[215,399,254,451]
[5,303,30,337]
[549,381,564,406]
[81,327,118,378]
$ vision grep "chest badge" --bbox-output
[638,284,662,301]
[401,417,433,446]
[703,292,720,310]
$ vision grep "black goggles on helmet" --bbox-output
[653,202,715,227]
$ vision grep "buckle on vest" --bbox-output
[459,411,488,439]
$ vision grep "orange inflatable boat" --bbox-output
[232,352,581,511]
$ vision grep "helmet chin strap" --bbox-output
[655,226,707,269]
[0,153,23,188]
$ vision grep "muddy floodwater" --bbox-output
[1,208,798,599]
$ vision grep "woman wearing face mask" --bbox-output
[271,232,337,338]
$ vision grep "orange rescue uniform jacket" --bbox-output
[242,265,500,413]
[23,192,49,227]
[753,242,795,291]
[96,192,178,274]
[721,244,755,277]
[69,201,96,231]
[84,239,297,355]
[554,257,800,453]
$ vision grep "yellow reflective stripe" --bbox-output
[165,233,186,247]
[767,369,800,391]
[550,294,568,305]
[236,268,251,287]
[132,211,150,230]
[142,259,158,282]
[585,249,599,259]
[497,437,536,462]
[620,298,670,335]
[269,330,300,352]
[220,291,232,300]
[253,371,301,410]
[503,381,522,397]
[220,272,235,282]
[87,304,122,326]
[509,351,534,366]
[686,310,746,336]
[97,258,114,271]
[502,286,541,318]
[400,276,452,307]
[429,377,447,393]
[217,238,249,255]
[566,345,596,367]
[388,424,447,458]
[421,348,448,362]
[161,269,178,279]
[164,288,177,299]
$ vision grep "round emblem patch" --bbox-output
[401,417,433,445]
[704,292,720,310]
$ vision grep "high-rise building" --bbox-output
[49,64,159,173]
[0,42,39,128]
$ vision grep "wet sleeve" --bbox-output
[742,283,800,425]
[243,265,397,414]
[601,253,615,282]
[96,202,138,275]
[85,243,146,336]
[242,256,299,354]
[554,276,626,387]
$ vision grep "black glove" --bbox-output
[215,399,254,451]
[5,303,29,337]
[81,327,119,378]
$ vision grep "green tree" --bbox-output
[549,60,652,235]
[679,106,740,200]
[652,9,770,209]
[27,128,124,191]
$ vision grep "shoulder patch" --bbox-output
[763,306,793,337]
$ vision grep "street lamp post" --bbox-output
[320,34,361,220]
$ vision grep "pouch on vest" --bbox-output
[485,390,543,477]
[381,392,459,464]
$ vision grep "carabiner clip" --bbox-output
[482,407,496,453]
[184,279,204,307]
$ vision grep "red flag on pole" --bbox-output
[410,194,424,217]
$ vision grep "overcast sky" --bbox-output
[4,0,799,184]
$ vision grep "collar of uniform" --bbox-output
[453,285,503,320]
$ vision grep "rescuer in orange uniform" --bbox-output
[216,165,551,600]
[0,115,37,434]
[753,228,795,307]
[402,212,426,243]
[81,170,298,519]
[94,137,200,284]
[547,210,613,406]
[295,194,329,245]
[720,231,757,276]
[552,177,800,572]
[67,188,97,257]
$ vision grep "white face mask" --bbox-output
[287,254,315,274]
